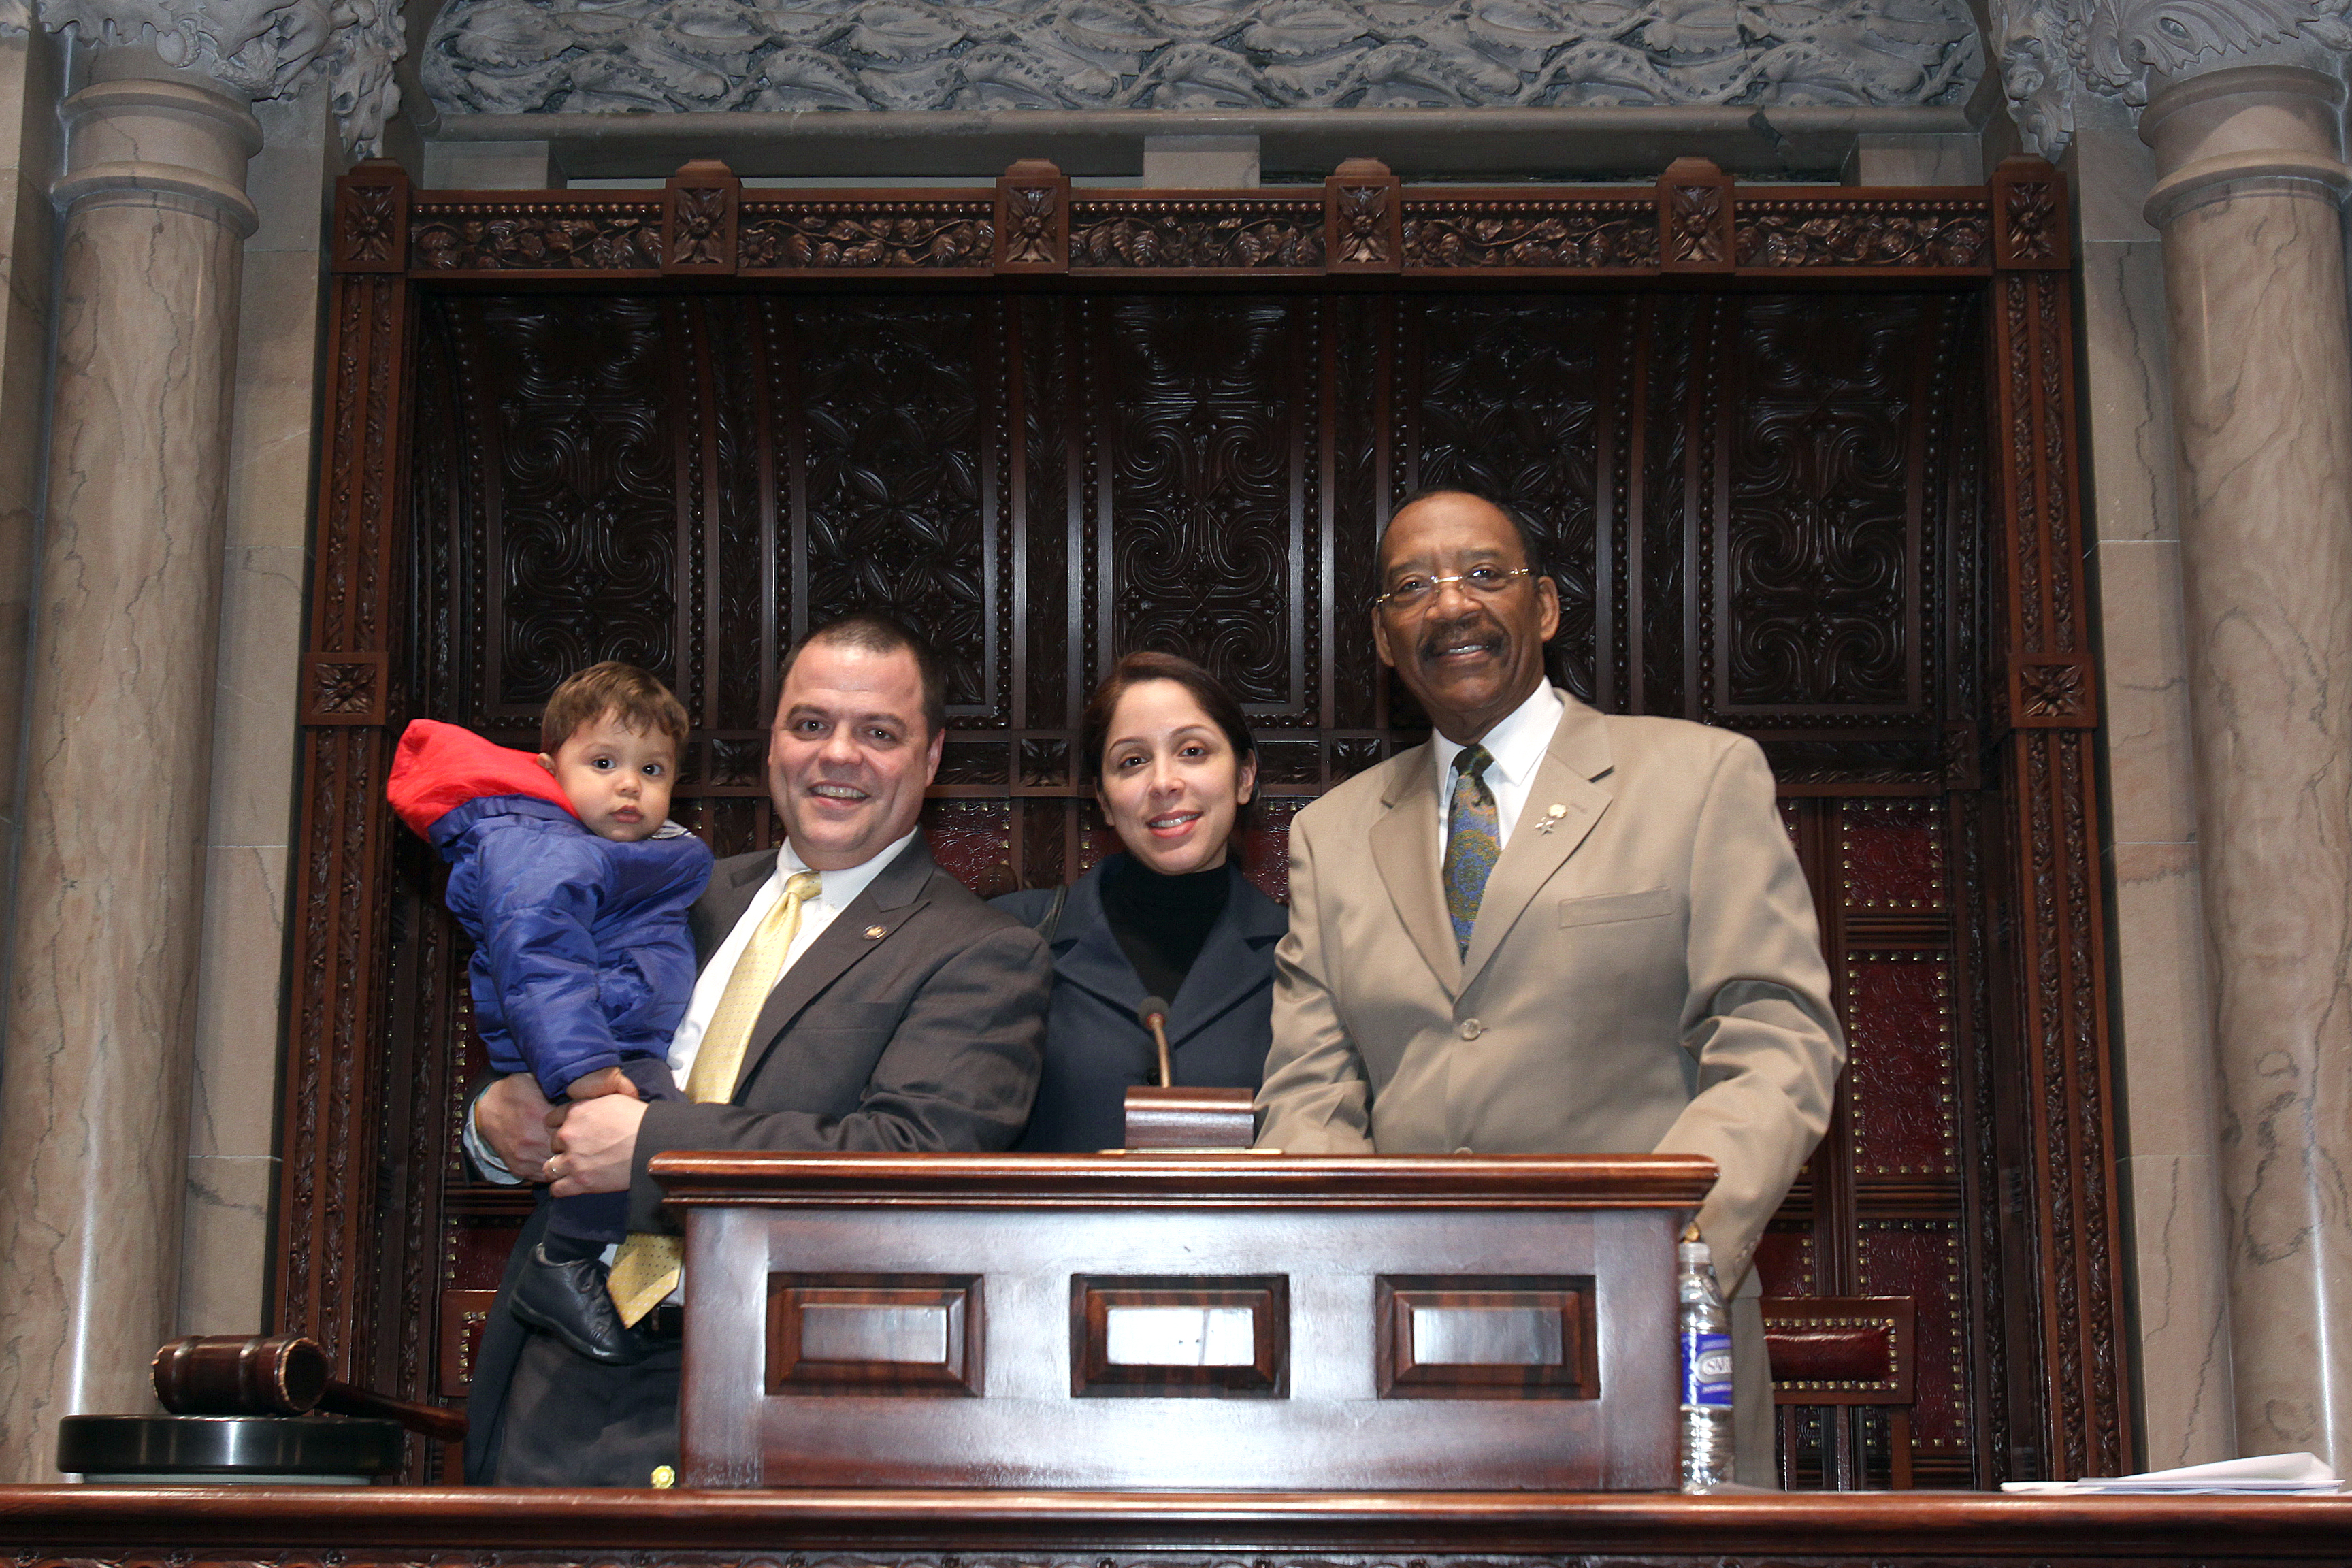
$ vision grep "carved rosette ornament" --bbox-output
[1325,157,1400,274]
[1989,0,2352,158]
[995,160,1069,272]
[1658,157,1733,272]
[23,0,406,157]
[663,159,741,274]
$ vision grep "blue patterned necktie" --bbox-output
[1444,744,1500,957]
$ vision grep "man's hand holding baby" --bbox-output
[544,1092,644,1197]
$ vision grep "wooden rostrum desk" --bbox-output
[6,1153,2347,1563]
[664,1152,1706,1491]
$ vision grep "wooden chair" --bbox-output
[1762,1295,1917,1490]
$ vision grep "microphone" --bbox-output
[1137,995,1173,1088]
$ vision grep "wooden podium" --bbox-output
[653,1152,1715,1491]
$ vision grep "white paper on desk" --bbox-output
[2000,1452,2344,1494]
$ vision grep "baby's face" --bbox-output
[539,712,677,841]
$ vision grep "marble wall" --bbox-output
[180,79,339,1335]
[2065,114,2238,1468]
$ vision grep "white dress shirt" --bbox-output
[1429,681,1565,858]
[466,829,921,1181]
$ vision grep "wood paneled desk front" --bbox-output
[653,1152,1715,1492]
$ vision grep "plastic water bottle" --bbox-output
[1679,1220,1735,1492]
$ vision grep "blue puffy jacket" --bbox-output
[389,719,714,1097]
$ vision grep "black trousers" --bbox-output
[486,1325,682,1486]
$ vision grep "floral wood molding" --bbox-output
[3,0,406,157]
[423,0,1983,116]
[1989,0,2352,158]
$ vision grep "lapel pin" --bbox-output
[1537,803,1567,834]
[864,924,888,941]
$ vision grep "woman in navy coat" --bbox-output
[994,652,1287,1152]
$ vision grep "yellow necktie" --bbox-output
[607,869,822,1326]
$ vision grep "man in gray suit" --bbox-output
[466,614,1051,1484]
[1256,490,1844,1486]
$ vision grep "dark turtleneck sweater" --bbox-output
[1100,853,1230,1005]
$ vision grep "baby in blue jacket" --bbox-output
[389,663,713,1365]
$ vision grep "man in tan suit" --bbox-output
[1256,489,1844,1486]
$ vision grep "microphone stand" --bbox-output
[1138,995,1174,1087]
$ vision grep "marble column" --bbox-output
[2140,63,2352,1469]
[2068,110,2236,1469]
[0,48,257,1480]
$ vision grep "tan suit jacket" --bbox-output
[1256,688,1843,1298]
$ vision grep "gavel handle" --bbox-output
[319,1379,468,1443]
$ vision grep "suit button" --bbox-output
[1458,1017,1482,1040]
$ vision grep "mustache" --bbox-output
[1417,611,1504,662]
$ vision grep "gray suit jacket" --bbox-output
[1256,689,1843,1295]
[1256,691,1842,1483]
[465,834,1049,1480]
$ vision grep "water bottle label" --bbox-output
[1682,1329,1734,1407]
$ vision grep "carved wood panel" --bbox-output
[287,159,2119,1491]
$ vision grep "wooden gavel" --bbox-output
[152,1335,466,1443]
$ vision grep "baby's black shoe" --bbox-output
[510,1243,650,1365]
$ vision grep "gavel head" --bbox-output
[152,1334,330,1416]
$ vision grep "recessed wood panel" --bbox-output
[1376,1275,1598,1399]
[1071,1275,1287,1397]
[767,1273,981,1396]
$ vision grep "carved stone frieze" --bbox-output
[36,0,405,157]
[422,0,1982,117]
[1988,0,2352,159]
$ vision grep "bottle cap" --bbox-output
[1678,1220,1711,1267]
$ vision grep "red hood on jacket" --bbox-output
[387,719,576,838]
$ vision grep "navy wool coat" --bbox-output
[993,855,1288,1152]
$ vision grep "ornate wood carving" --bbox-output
[1993,257,2097,729]
[740,201,994,272]
[1325,157,1402,274]
[1718,297,1923,713]
[1658,157,1735,273]
[1735,202,1991,270]
[331,160,408,274]
[410,200,662,272]
[388,172,2009,283]
[1403,199,1656,271]
[1994,155,2071,270]
[1070,201,1322,271]
[995,159,1070,273]
[663,159,740,274]
[280,266,412,1387]
[291,158,2118,1488]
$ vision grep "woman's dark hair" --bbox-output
[1081,651,1257,787]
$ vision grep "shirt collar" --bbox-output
[1431,681,1564,791]
[774,828,920,909]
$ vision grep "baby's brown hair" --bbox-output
[540,662,689,755]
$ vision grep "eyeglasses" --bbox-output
[1373,565,1533,612]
